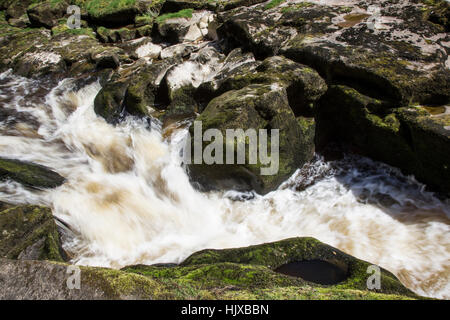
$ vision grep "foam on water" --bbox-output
[0,72,449,299]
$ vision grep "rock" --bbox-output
[159,0,268,13]
[160,43,198,59]
[124,59,180,116]
[90,47,122,70]
[0,205,66,261]
[217,0,268,11]
[218,0,450,106]
[0,13,131,79]
[423,0,449,32]
[135,41,162,59]
[0,258,165,300]
[86,0,150,27]
[27,0,69,29]
[8,14,29,28]
[184,23,203,42]
[94,57,181,122]
[4,0,32,20]
[256,56,327,116]
[0,201,12,211]
[217,3,296,58]
[96,26,114,43]
[164,44,225,99]
[195,47,258,106]
[1,27,68,78]
[180,237,416,297]
[396,106,450,196]
[96,26,141,43]
[157,16,192,43]
[187,83,315,194]
[316,85,450,196]
[94,76,129,123]
[0,237,419,300]
[198,55,327,117]
[157,10,214,43]
[160,0,218,13]
[0,158,65,189]
[163,85,198,122]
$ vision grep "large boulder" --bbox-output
[180,237,416,297]
[27,0,69,29]
[187,83,315,194]
[125,237,417,300]
[0,205,66,261]
[0,258,165,300]
[316,85,450,196]
[94,57,181,123]
[85,0,150,27]
[3,0,31,19]
[156,9,214,43]
[396,106,450,196]
[198,55,327,116]
[162,44,224,120]
[0,158,65,189]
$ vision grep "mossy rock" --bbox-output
[0,258,172,299]
[395,106,450,196]
[81,0,155,27]
[316,85,450,196]
[162,84,198,122]
[422,0,450,31]
[123,237,420,300]
[0,237,422,300]
[0,157,65,188]
[201,55,327,117]
[94,77,129,123]
[27,0,69,29]
[4,0,33,20]
[180,237,417,297]
[94,57,181,122]
[160,0,217,13]
[188,83,315,195]
[0,205,66,261]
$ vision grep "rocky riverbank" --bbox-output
[0,206,419,300]
[0,0,449,300]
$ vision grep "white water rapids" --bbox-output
[0,71,449,299]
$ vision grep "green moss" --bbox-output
[85,0,136,16]
[156,8,194,24]
[281,1,314,13]
[0,158,65,188]
[51,20,96,38]
[0,205,65,262]
[121,238,421,300]
[222,286,416,300]
[264,0,285,10]
[135,14,154,26]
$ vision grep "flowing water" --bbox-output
[0,70,449,299]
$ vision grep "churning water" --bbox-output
[0,71,449,299]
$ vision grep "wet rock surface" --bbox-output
[0,158,65,189]
[0,205,66,261]
[0,237,419,300]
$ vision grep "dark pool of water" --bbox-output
[275,260,348,285]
